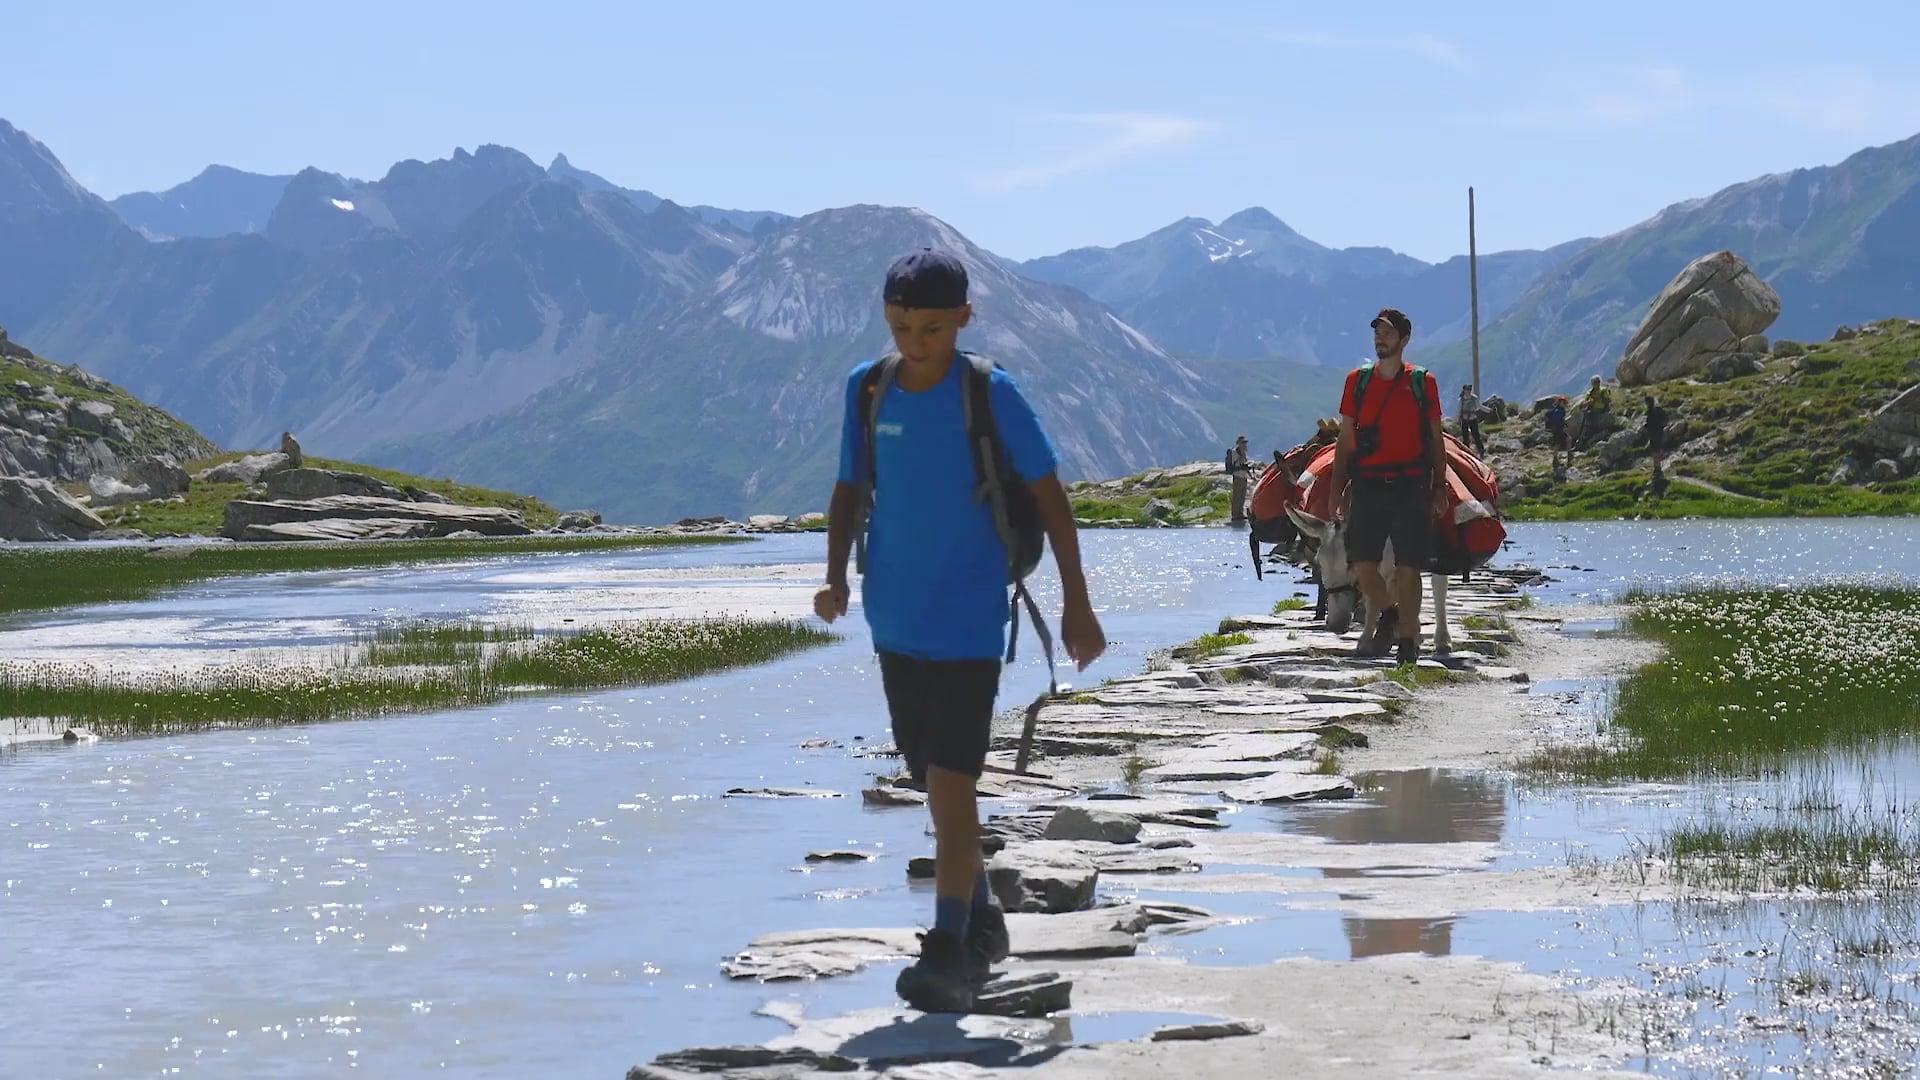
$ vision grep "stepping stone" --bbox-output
[803,850,873,863]
[974,971,1073,1017]
[862,786,926,807]
[988,841,1098,913]
[1042,806,1142,844]
[1205,702,1385,722]
[723,786,842,799]
[1151,1018,1267,1042]
[1161,763,1356,804]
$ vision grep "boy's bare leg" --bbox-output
[927,765,981,902]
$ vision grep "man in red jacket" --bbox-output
[1323,308,1446,665]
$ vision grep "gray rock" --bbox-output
[987,841,1098,913]
[556,510,603,531]
[1151,1018,1267,1042]
[643,1046,857,1075]
[762,1005,1060,1069]
[1772,339,1807,358]
[196,451,293,484]
[220,494,532,540]
[403,487,453,505]
[1702,352,1767,383]
[1042,806,1142,844]
[1143,498,1175,520]
[86,473,150,508]
[0,475,107,540]
[280,431,303,467]
[1162,766,1357,804]
[1618,251,1780,386]
[113,454,189,501]
[861,785,926,807]
[803,850,872,863]
[723,787,842,799]
[974,970,1074,1017]
[240,518,441,542]
[1737,333,1770,354]
[264,468,407,502]
[1834,325,1859,341]
[66,399,116,435]
[1872,458,1901,482]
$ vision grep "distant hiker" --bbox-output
[815,247,1107,1014]
[1544,396,1569,469]
[1574,375,1613,448]
[1644,395,1668,462]
[1457,384,1486,456]
[1325,307,1445,666]
[1224,435,1252,522]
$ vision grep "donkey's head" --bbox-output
[1286,510,1362,635]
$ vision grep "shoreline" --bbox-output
[630,570,1680,1079]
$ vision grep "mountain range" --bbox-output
[4,116,1919,522]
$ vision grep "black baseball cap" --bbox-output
[883,248,969,309]
[1370,307,1412,336]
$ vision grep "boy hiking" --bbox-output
[815,248,1107,1013]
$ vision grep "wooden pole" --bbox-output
[1468,186,1481,396]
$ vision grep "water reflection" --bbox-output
[1291,769,1508,960]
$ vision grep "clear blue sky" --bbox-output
[10,0,1920,263]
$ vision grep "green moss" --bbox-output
[1174,631,1253,660]
[1271,598,1310,614]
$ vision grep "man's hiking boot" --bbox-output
[1395,637,1420,667]
[967,903,1011,967]
[896,929,980,1013]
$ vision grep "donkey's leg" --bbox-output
[1430,573,1451,654]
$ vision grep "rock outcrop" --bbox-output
[219,494,533,540]
[264,467,407,502]
[1,349,219,484]
[1617,251,1781,386]
[0,475,108,540]
[1866,383,1920,457]
[196,452,294,485]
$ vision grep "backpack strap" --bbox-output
[851,355,899,576]
[958,354,1052,662]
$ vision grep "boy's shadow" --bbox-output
[834,1010,1071,1070]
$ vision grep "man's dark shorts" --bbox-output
[1346,475,1433,569]
[877,651,1001,784]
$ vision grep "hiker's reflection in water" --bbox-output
[1287,768,1507,960]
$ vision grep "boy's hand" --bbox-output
[814,581,848,623]
[1061,598,1106,671]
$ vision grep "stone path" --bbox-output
[625,564,1648,1078]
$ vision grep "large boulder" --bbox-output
[264,467,407,502]
[197,452,294,485]
[1618,251,1781,386]
[1865,384,1920,456]
[220,494,532,540]
[0,476,108,540]
[127,455,189,499]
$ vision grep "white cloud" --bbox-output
[979,112,1216,192]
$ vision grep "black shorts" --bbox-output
[1347,475,1433,569]
[877,651,1001,783]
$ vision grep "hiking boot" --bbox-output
[895,929,980,1013]
[1395,637,1420,667]
[966,903,1011,967]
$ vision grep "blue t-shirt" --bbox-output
[837,354,1059,661]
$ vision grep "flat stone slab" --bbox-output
[759,1003,1060,1069]
[861,786,926,807]
[1142,760,1300,784]
[1264,668,1385,690]
[1161,764,1357,804]
[1151,1018,1268,1041]
[723,786,842,799]
[721,902,1215,981]
[1203,702,1386,722]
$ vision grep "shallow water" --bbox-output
[4,519,1920,1077]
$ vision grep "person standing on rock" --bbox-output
[1643,394,1668,464]
[1324,307,1445,665]
[1457,384,1486,456]
[814,247,1107,1014]
[1225,435,1252,522]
